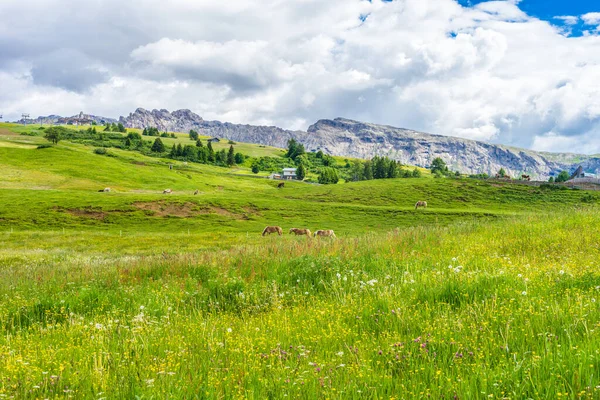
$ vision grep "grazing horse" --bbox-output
[163,189,172,194]
[262,226,283,236]
[278,182,285,189]
[194,190,199,195]
[415,201,427,210]
[313,230,336,238]
[289,228,312,237]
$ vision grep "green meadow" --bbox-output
[0,122,599,399]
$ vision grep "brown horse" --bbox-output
[289,228,312,237]
[278,182,285,189]
[415,201,427,210]
[262,226,283,236]
[313,230,336,238]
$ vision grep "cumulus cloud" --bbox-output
[0,0,600,153]
[554,16,579,26]
[582,12,600,26]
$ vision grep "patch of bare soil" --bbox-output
[62,207,109,220]
[133,201,256,219]
[0,127,18,136]
[134,201,199,217]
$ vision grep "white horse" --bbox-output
[415,201,427,210]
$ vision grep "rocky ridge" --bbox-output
[19,108,600,178]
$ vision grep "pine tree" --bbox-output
[207,141,215,162]
[196,139,203,147]
[227,145,235,166]
[151,138,165,153]
[363,160,373,180]
[296,163,306,180]
[176,143,183,157]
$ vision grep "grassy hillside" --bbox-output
[1,122,599,398]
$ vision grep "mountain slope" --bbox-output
[119,109,599,178]
[19,108,600,178]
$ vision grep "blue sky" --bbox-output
[458,0,598,36]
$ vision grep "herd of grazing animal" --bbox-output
[263,226,337,238]
[96,184,428,240]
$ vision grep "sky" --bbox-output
[1,0,600,153]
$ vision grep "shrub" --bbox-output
[94,148,108,155]
[581,193,596,203]
[36,144,53,149]
[43,126,70,144]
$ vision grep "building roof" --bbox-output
[283,168,297,172]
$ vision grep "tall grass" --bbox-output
[1,211,599,398]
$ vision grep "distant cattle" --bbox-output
[98,188,111,193]
[194,190,199,195]
[262,226,283,236]
[163,189,172,194]
[521,175,531,181]
[290,228,312,237]
[278,182,285,189]
[415,201,427,210]
[314,229,336,238]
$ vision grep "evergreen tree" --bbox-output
[176,143,183,157]
[296,163,306,181]
[104,123,111,132]
[216,149,226,164]
[189,130,199,141]
[286,139,305,160]
[252,163,260,174]
[169,144,177,158]
[374,157,387,179]
[363,160,374,180]
[117,122,126,133]
[183,145,197,160]
[207,141,215,162]
[387,160,398,179]
[197,147,208,163]
[498,168,507,178]
[151,138,165,153]
[125,137,132,147]
[548,176,555,183]
[234,153,245,164]
[196,139,204,147]
[227,145,235,166]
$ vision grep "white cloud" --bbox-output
[0,0,600,153]
[582,12,600,26]
[554,16,579,26]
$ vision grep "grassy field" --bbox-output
[1,122,600,398]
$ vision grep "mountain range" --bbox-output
[18,108,599,179]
